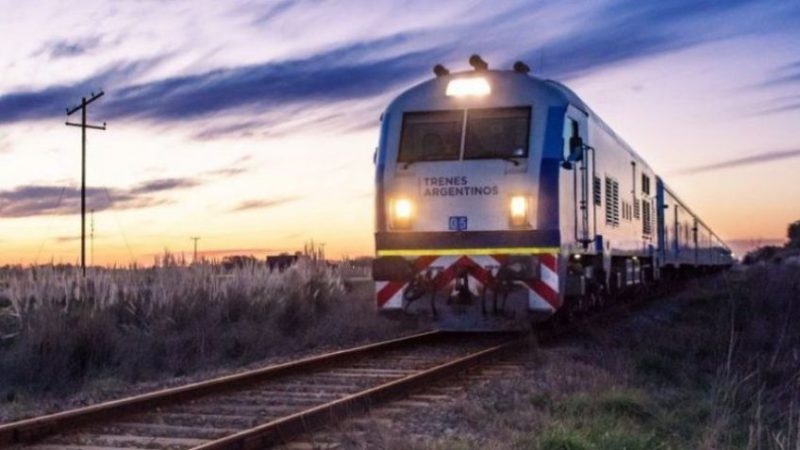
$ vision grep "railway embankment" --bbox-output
[298,265,800,450]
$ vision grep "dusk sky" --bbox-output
[1,0,799,265]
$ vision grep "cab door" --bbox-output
[563,106,592,249]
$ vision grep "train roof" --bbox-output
[543,78,658,175]
[387,69,656,174]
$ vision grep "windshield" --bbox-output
[397,110,463,163]
[464,107,530,159]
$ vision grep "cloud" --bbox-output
[0,152,252,219]
[756,101,800,115]
[524,0,798,79]
[203,155,253,177]
[760,62,800,88]
[1,1,796,134]
[38,36,102,59]
[129,177,201,194]
[0,34,445,127]
[0,60,158,124]
[230,196,301,212]
[251,0,296,25]
[98,36,444,121]
[192,121,264,141]
[0,185,162,218]
[0,176,201,218]
[671,149,800,176]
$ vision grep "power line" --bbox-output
[101,186,136,265]
[66,91,106,276]
[32,186,67,265]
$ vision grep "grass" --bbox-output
[3,261,798,450]
[552,266,800,450]
[360,265,800,450]
[512,389,659,450]
[0,256,422,401]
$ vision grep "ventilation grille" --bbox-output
[593,176,602,206]
[642,199,652,236]
[605,177,619,226]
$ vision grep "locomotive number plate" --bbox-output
[448,216,468,231]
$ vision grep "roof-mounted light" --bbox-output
[433,64,450,77]
[469,54,488,71]
[446,77,491,97]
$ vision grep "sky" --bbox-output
[1,0,799,265]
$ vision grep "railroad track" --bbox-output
[0,330,521,450]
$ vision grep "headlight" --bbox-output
[509,195,529,228]
[446,77,491,97]
[390,198,414,229]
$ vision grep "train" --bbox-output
[372,55,733,328]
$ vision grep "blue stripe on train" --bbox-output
[375,113,390,233]
[538,106,567,232]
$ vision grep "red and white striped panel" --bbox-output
[375,253,561,314]
[526,253,560,313]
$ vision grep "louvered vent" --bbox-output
[605,177,620,226]
[593,176,601,206]
[642,199,652,235]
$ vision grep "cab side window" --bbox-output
[563,118,579,160]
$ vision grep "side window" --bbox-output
[605,176,620,226]
[562,118,579,160]
[641,174,651,195]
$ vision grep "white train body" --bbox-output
[372,60,732,327]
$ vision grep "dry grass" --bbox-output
[319,266,800,450]
[0,257,419,397]
[705,265,800,449]
[2,263,796,449]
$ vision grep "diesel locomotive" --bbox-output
[372,56,732,328]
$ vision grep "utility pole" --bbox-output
[190,236,200,263]
[66,91,106,277]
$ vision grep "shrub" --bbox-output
[708,265,800,449]
[0,259,413,394]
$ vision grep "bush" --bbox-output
[709,265,800,448]
[0,259,412,394]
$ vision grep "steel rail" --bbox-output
[191,336,520,450]
[0,329,457,446]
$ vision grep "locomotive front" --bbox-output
[372,57,564,328]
